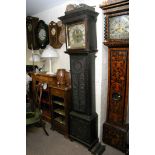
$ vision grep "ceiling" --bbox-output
[26,0,66,16]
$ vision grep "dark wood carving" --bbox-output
[70,111,98,147]
[59,7,99,149]
[103,122,128,152]
[71,55,87,114]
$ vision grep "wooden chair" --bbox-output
[26,82,49,136]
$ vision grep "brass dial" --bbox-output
[109,15,129,39]
[67,22,85,49]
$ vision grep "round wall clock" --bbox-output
[37,20,49,49]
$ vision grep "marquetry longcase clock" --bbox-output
[59,6,99,149]
[100,0,129,152]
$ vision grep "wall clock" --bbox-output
[37,20,49,49]
[26,16,39,50]
[66,21,86,49]
[100,0,129,153]
[49,21,63,49]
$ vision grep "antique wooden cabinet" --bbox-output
[59,6,99,149]
[50,84,71,137]
[100,0,129,152]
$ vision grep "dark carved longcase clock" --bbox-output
[59,7,99,149]
[26,16,39,50]
[100,0,129,152]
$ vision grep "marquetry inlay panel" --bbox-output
[108,49,128,125]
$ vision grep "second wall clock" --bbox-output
[49,21,63,49]
[37,20,49,49]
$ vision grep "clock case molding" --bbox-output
[100,0,129,152]
[100,0,129,47]
[60,9,98,54]
[59,8,99,149]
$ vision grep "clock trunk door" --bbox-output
[107,48,129,125]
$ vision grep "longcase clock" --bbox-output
[59,6,99,149]
[26,16,39,50]
[100,0,129,152]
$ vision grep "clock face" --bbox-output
[37,20,49,49]
[67,22,86,49]
[109,15,129,39]
[43,83,47,90]
[51,28,56,36]
[27,23,32,31]
[39,28,46,41]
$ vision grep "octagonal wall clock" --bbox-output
[37,20,49,49]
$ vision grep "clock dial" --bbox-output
[28,23,32,31]
[39,29,46,41]
[67,23,85,49]
[37,20,49,49]
[109,15,129,39]
[51,28,56,36]
[43,83,47,90]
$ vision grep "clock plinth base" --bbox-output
[69,111,98,149]
[102,122,128,152]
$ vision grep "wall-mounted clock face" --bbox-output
[39,29,46,41]
[109,14,129,39]
[67,22,86,49]
[27,23,32,32]
[37,20,49,49]
[51,28,56,36]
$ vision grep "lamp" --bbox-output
[29,50,41,72]
[41,45,58,75]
